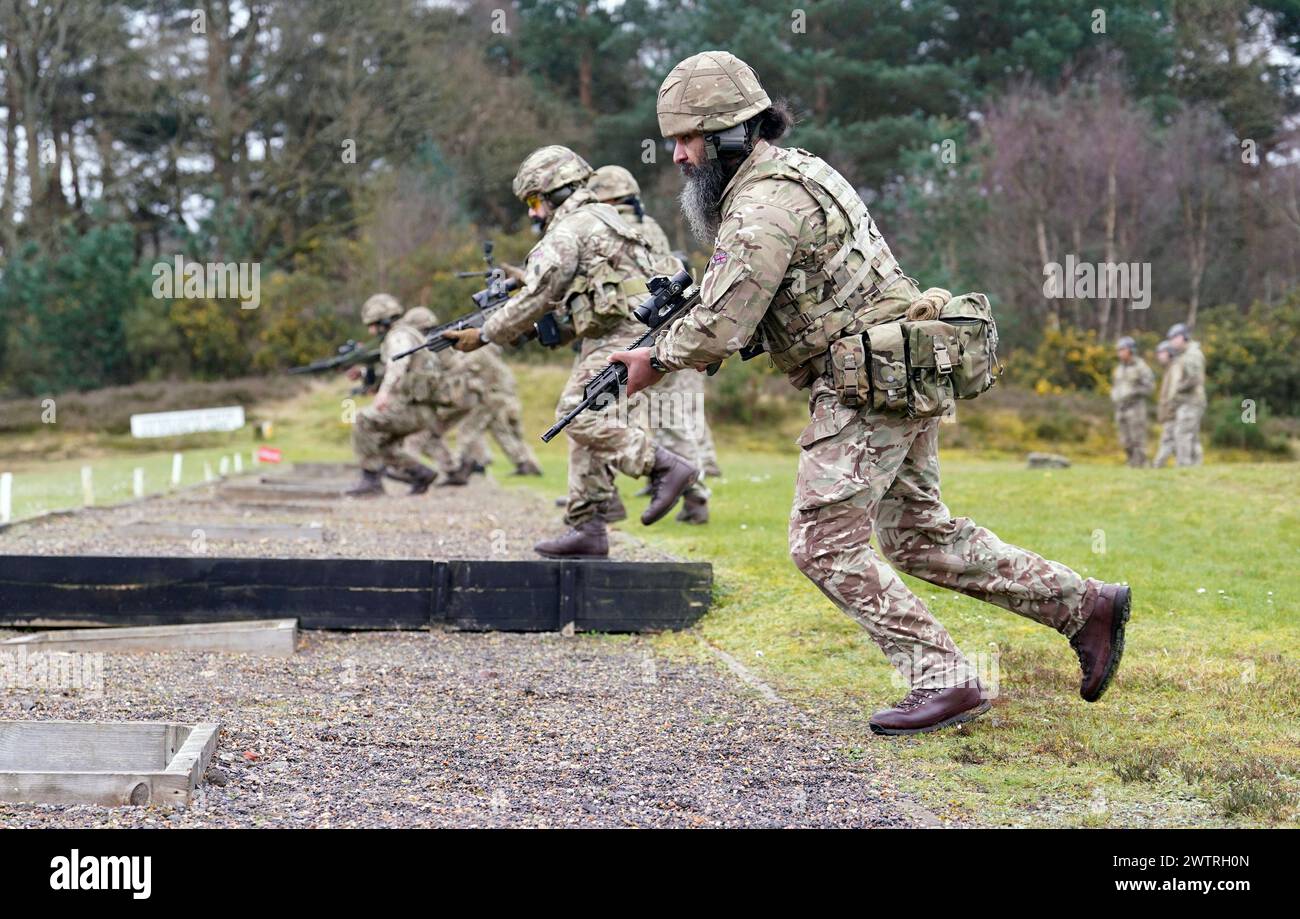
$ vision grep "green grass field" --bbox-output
[3,366,1296,826]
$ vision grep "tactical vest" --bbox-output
[382,323,444,404]
[555,202,652,339]
[729,147,909,375]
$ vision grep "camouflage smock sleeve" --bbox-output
[652,190,804,372]
[481,221,582,345]
[377,325,422,399]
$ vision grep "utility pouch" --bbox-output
[939,292,1000,399]
[828,335,871,408]
[904,319,958,418]
[864,322,909,413]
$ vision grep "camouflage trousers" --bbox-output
[1114,401,1149,467]
[455,390,540,471]
[353,398,470,478]
[559,323,657,526]
[642,370,711,501]
[1153,404,1204,468]
[788,378,1103,690]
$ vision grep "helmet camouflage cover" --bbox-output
[589,165,641,202]
[657,50,771,138]
[512,145,594,202]
[402,306,437,330]
[361,293,403,324]
[1116,336,1136,351]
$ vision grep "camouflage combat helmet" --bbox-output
[1155,339,1174,356]
[657,51,771,138]
[1116,336,1136,351]
[1166,322,1191,341]
[402,306,437,331]
[589,165,641,202]
[512,145,593,202]
[361,293,403,324]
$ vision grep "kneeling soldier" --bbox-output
[443,145,698,557]
[348,297,472,495]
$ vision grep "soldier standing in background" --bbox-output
[1110,336,1154,467]
[1152,340,1179,468]
[612,51,1132,734]
[1166,323,1206,466]
[450,345,544,477]
[443,146,698,557]
[590,164,711,524]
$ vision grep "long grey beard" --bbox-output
[679,159,731,244]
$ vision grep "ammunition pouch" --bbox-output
[827,292,1000,417]
[565,262,650,339]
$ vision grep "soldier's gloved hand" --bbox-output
[609,347,664,396]
[345,366,363,381]
[502,263,526,284]
[442,328,486,352]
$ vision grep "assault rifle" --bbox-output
[541,269,699,443]
[289,338,382,394]
[393,241,520,360]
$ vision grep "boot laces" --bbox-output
[896,687,942,711]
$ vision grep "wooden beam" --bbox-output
[1,619,298,657]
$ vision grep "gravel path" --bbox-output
[0,467,672,561]
[0,630,919,828]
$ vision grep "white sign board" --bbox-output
[130,406,246,439]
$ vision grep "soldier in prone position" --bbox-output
[1111,336,1155,468]
[443,146,698,557]
[611,51,1133,735]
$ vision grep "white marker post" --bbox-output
[133,467,145,499]
[171,453,183,489]
[233,453,243,474]
[203,462,214,482]
[218,456,229,476]
[81,466,94,507]
[0,472,12,524]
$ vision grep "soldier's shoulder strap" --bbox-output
[564,200,648,247]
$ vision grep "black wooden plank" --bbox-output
[577,562,713,632]
[444,560,560,631]
[0,555,713,633]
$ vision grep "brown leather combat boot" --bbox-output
[534,519,609,558]
[513,460,543,476]
[345,469,385,497]
[868,682,990,736]
[675,494,709,524]
[1070,583,1131,702]
[641,447,699,525]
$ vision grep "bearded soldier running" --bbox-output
[612,51,1133,735]
[443,146,698,556]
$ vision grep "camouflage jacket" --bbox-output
[481,188,660,345]
[378,320,451,405]
[1172,341,1207,407]
[652,140,915,389]
[1157,360,1184,421]
[1111,357,1155,407]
